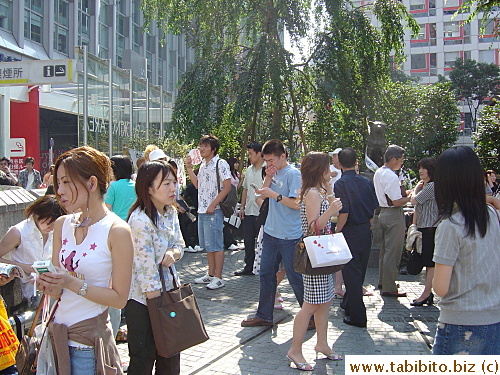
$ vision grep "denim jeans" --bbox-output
[256,232,304,322]
[69,346,96,375]
[433,321,500,355]
[198,210,224,252]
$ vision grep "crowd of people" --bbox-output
[0,136,499,374]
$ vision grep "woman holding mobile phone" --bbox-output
[37,146,134,375]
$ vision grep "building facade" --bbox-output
[0,0,195,175]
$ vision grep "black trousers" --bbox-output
[242,215,259,272]
[125,299,180,375]
[341,223,372,324]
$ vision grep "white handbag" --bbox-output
[303,232,352,268]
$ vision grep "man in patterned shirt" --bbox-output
[185,135,232,290]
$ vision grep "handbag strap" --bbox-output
[27,293,45,337]
[215,159,221,193]
[158,264,179,292]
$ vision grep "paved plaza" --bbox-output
[117,247,440,374]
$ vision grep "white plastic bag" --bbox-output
[303,233,352,268]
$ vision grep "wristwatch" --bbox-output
[276,194,283,202]
[77,281,88,296]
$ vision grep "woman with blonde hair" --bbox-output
[37,146,134,374]
[287,152,343,371]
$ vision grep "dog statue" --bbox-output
[366,121,387,170]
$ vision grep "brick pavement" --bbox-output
[117,247,440,374]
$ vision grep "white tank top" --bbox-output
[54,212,120,334]
[11,217,52,299]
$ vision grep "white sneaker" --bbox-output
[194,274,213,284]
[228,244,239,251]
[194,245,204,252]
[184,246,197,253]
[206,277,225,290]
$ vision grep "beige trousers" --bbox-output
[378,207,406,292]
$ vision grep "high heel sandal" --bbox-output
[286,355,314,371]
[315,350,343,361]
[410,292,434,306]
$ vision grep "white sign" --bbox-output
[0,59,77,86]
[9,138,26,157]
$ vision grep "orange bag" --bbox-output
[0,296,19,370]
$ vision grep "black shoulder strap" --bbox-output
[216,159,221,192]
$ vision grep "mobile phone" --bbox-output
[250,183,258,190]
[32,260,56,275]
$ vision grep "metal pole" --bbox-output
[160,88,164,138]
[83,45,88,145]
[108,59,113,156]
[145,58,149,140]
[129,69,133,140]
[145,78,149,140]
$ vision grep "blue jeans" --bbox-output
[198,210,224,252]
[69,346,96,375]
[256,232,304,322]
[433,321,500,355]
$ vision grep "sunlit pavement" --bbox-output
[117,247,438,374]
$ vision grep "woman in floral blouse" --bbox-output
[125,160,185,375]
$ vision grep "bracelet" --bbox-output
[327,193,334,198]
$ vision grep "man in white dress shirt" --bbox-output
[373,145,410,297]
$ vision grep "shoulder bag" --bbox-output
[216,159,238,218]
[146,266,209,358]
[294,219,351,275]
[16,295,58,375]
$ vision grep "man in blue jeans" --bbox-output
[186,135,232,290]
[241,139,305,327]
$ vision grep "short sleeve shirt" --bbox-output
[373,166,402,207]
[264,165,302,239]
[334,170,378,226]
[433,208,500,325]
[104,179,137,220]
[242,164,265,216]
[197,155,231,214]
[414,182,438,228]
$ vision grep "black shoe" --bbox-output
[410,293,434,306]
[234,270,254,276]
[343,317,367,328]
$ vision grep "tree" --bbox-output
[374,81,459,168]
[447,58,500,131]
[142,0,417,160]
[474,104,500,171]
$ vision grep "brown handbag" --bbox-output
[15,294,45,375]
[146,266,209,358]
[293,219,344,276]
[16,295,58,375]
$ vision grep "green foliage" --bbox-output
[142,0,422,159]
[461,0,500,35]
[474,105,500,171]
[447,58,500,130]
[128,136,193,159]
[374,81,459,170]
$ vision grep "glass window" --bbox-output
[444,52,460,67]
[24,0,43,43]
[479,49,495,63]
[481,18,497,36]
[411,54,426,69]
[444,0,460,7]
[444,21,460,38]
[54,0,69,54]
[79,0,91,46]
[0,0,13,31]
[410,0,425,11]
